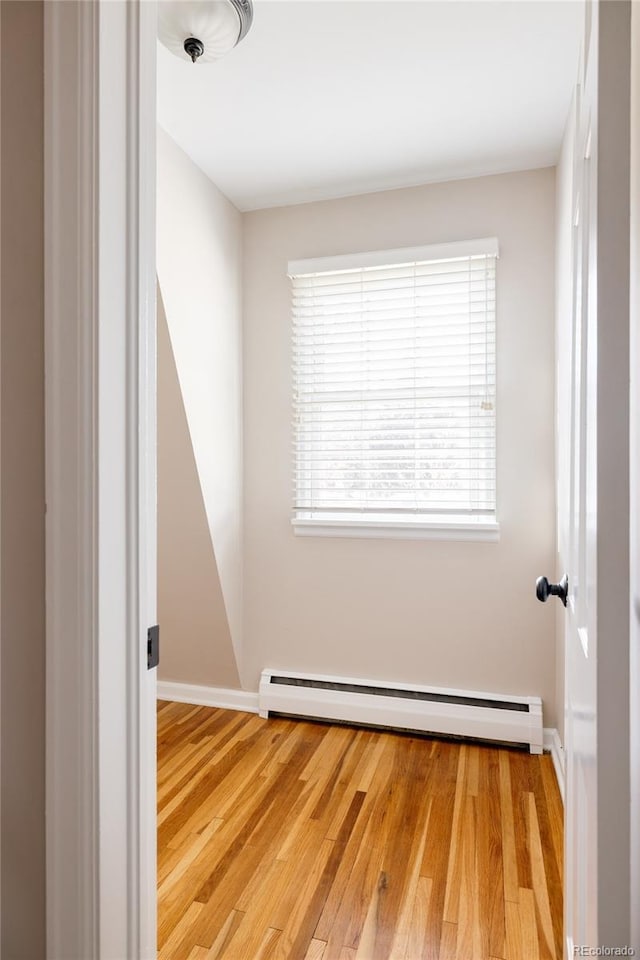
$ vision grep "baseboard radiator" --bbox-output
[258,669,543,754]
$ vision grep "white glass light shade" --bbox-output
[158,0,249,63]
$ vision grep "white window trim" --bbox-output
[290,237,499,541]
[292,517,500,542]
[288,236,499,276]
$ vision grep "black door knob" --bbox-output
[536,574,568,607]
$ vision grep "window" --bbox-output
[289,238,499,540]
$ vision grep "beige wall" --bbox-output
[0,2,46,956]
[157,128,244,685]
[158,289,240,687]
[243,169,559,724]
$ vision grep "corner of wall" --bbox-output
[156,128,245,690]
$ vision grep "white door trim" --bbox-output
[44,3,157,957]
[593,1,631,942]
[561,1,632,947]
[630,1,640,946]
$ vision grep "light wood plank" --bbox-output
[528,791,556,960]
[232,858,289,947]
[510,754,534,890]
[505,899,522,960]
[388,800,432,958]
[443,745,468,923]
[403,875,432,959]
[158,819,224,899]
[273,838,335,959]
[519,887,540,960]
[158,901,203,960]
[466,746,480,797]
[203,909,245,959]
[499,750,520,904]
[420,742,459,959]
[186,946,209,960]
[540,757,564,870]
[304,939,327,960]
[255,926,282,959]
[353,865,383,959]
[478,748,506,959]
[440,919,458,959]
[455,795,482,960]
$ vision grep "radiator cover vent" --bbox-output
[258,670,543,754]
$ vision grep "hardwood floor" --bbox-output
[157,701,563,960]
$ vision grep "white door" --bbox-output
[556,0,632,952]
[563,30,597,948]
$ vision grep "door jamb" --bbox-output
[630,0,640,946]
[44,2,157,956]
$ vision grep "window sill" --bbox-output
[291,517,500,542]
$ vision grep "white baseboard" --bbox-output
[544,727,565,803]
[156,680,259,714]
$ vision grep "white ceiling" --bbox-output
[157,0,582,212]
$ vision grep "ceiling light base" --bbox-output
[184,37,205,63]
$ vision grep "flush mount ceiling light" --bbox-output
[158,0,253,64]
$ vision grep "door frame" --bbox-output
[630,0,640,946]
[590,0,632,943]
[44,2,157,957]
[560,1,633,948]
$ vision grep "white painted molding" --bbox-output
[288,236,500,276]
[45,2,158,958]
[45,4,100,956]
[544,727,565,803]
[133,3,160,957]
[157,681,260,714]
[292,518,500,542]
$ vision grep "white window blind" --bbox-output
[290,238,498,532]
